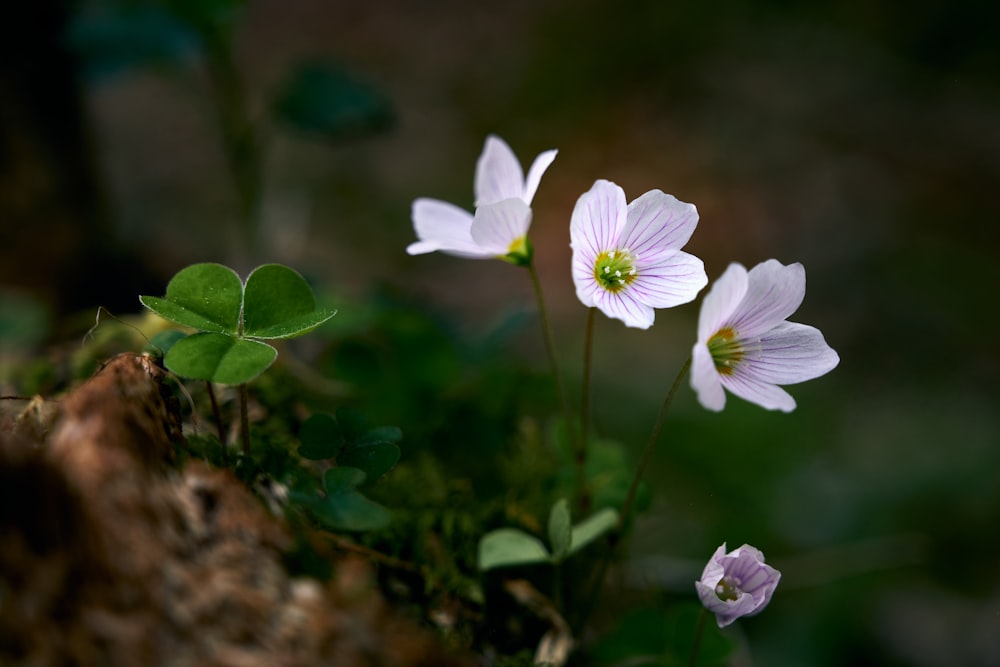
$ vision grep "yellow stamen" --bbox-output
[707,327,744,375]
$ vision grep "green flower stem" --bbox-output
[574,546,612,633]
[553,562,564,614]
[617,355,691,529]
[206,381,228,463]
[239,383,251,456]
[579,307,597,512]
[688,608,709,667]
[526,261,578,490]
[574,355,692,632]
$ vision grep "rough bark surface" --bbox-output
[0,354,467,667]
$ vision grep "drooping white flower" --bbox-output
[691,259,839,412]
[569,179,707,329]
[407,135,557,263]
[695,543,781,628]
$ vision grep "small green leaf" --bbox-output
[140,263,242,334]
[145,329,187,357]
[249,310,337,340]
[310,491,390,532]
[548,498,573,562]
[298,413,343,460]
[335,407,370,442]
[163,332,276,384]
[357,425,403,446]
[306,466,390,531]
[478,528,551,571]
[568,508,619,557]
[242,264,335,339]
[338,442,400,482]
[324,466,367,493]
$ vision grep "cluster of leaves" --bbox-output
[292,409,401,532]
[175,390,403,542]
[137,263,412,533]
[140,263,335,384]
[479,498,617,570]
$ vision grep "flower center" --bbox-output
[707,327,744,375]
[502,235,533,267]
[714,574,742,602]
[593,249,638,292]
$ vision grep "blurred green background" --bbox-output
[1,0,998,665]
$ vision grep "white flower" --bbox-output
[695,543,781,628]
[569,179,707,328]
[407,135,557,262]
[691,260,840,412]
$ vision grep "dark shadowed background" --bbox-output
[1,1,998,665]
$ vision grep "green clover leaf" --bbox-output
[140,262,335,385]
[140,263,243,334]
[297,408,401,482]
[303,467,391,532]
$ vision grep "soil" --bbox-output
[0,353,470,667]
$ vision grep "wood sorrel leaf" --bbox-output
[309,466,390,531]
[478,528,551,571]
[145,329,187,358]
[568,507,619,557]
[356,425,403,446]
[312,491,390,532]
[324,466,367,493]
[140,263,242,334]
[163,332,276,384]
[242,264,336,339]
[298,412,343,460]
[548,498,572,562]
[335,407,370,442]
[338,441,400,483]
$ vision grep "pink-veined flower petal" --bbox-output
[620,190,700,263]
[632,250,707,308]
[475,135,525,207]
[727,260,806,338]
[572,258,602,308]
[691,342,726,411]
[739,321,840,385]
[570,179,628,260]
[695,582,760,627]
[720,371,798,412]
[408,198,487,257]
[470,199,532,255]
[522,149,558,205]
[700,544,728,580]
[696,262,749,343]
[591,289,654,329]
